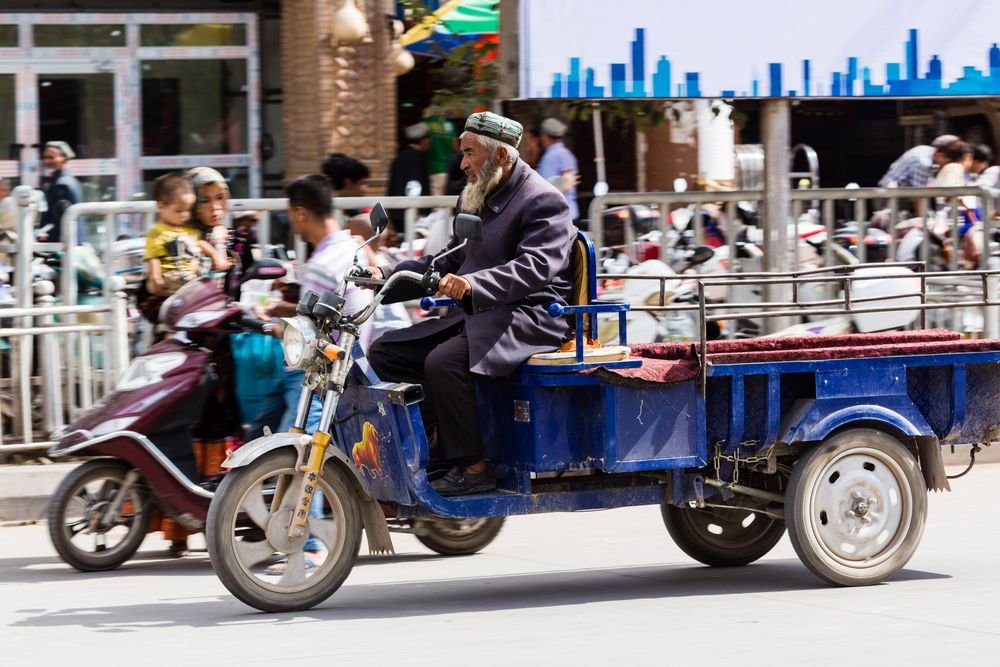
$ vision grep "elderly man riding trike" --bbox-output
[207,113,997,612]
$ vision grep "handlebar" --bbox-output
[548,302,567,317]
[420,297,458,311]
[235,314,272,334]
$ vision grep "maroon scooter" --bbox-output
[46,264,283,571]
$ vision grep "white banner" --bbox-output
[519,0,1000,99]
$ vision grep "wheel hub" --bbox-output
[811,450,910,563]
[264,508,309,553]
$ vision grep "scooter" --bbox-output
[45,263,284,571]
[46,257,499,571]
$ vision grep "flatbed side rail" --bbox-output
[687,263,1000,396]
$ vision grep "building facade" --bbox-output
[0,1,398,203]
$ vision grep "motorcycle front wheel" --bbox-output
[206,449,361,612]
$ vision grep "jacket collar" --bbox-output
[484,159,530,216]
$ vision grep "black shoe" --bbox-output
[431,465,496,497]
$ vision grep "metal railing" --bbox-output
[587,185,995,272]
[691,263,1000,394]
[1,193,457,455]
[55,195,457,308]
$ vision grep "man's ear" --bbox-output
[497,145,509,164]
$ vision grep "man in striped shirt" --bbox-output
[247,174,372,437]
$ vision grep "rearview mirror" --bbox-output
[454,213,484,242]
[370,203,389,235]
[688,245,715,267]
[241,258,288,283]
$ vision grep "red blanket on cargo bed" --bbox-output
[583,329,1000,387]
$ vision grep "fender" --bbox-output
[222,431,394,554]
[50,429,212,499]
[785,397,934,443]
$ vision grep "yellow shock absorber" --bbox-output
[287,431,331,539]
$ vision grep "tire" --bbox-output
[786,428,927,586]
[661,502,785,567]
[206,450,362,612]
[414,517,505,556]
[47,460,152,572]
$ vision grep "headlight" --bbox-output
[282,316,317,369]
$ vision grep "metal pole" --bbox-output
[111,287,130,382]
[761,99,792,333]
[592,105,607,192]
[12,187,35,442]
[36,283,64,434]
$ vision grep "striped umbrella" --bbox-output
[401,0,499,57]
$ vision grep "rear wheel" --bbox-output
[786,429,927,586]
[414,517,505,555]
[206,450,361,612]
[661,502,785,567]
[47,460,151,572]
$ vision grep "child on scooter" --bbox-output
[144,173,201,297]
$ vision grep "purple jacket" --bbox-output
[378,159,575,376]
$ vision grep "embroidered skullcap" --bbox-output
[464,111,523,149]
[540,117,568,138]
[405,122,429,141]
[45,141,76,159]
[185,167,230,197]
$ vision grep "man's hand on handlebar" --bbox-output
[357,265,383,289]
[437,274,471,300]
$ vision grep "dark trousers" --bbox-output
[367,323,484,466]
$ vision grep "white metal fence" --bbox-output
[1,192,455,455]
[2,185,999,455]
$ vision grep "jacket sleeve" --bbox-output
[462,191,573,313]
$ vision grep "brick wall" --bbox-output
[281,0,396,191]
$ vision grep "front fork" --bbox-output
[285,332,355,540]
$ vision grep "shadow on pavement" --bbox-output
[8,559,950,630]
[0,549,441,585]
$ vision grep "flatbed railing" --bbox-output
[689,262,1000,395]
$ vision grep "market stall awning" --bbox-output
[401,0,499,56]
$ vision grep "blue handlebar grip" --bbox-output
[420,297,458,311]
[548,302,566,317]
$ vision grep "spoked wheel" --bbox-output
[786,429,927,586]
[47,460,151,572]
[414,517,505,556]
[206,450,361,612]
[661,502,785,567]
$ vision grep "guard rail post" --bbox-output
[12,186,36,442]
[35,281,64,434]
[111,285,130,383]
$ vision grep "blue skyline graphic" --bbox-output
[546,28,1000,98]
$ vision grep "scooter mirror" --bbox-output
[688,245,716,267]
[370,203,389,235]
[454,213,484,242]
[242,258,288,283]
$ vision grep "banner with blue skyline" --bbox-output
[519,0,1000,99]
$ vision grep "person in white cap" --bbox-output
[39,140,83,243]
[387,122,432,230]
[536,117,580,220]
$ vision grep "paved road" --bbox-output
[2,464,999,666]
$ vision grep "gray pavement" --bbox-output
[1,463,999,666]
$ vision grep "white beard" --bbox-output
[460,164,504,214]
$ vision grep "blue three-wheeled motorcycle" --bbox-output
[207,204,1000,612]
